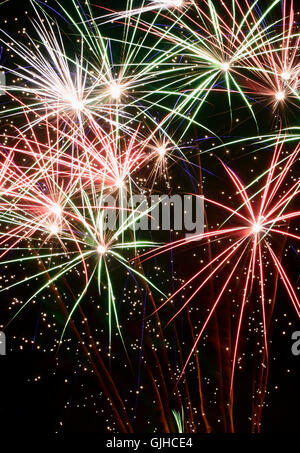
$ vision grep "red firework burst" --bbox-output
[141,139,300,395]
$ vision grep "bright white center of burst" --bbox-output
[157,146,167,158]
[221,62,230,72]
[71,98,84,111]
[110,83,122,100]
[97,244,107,255]
[65,93,83,111]
[275,90,285,101]
[252,223,262,234]
[115,177,125,188]
[49,224,59,235]
[50,203,62,217]
[281,71,291,81]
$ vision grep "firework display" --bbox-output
[0,0,299,434]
